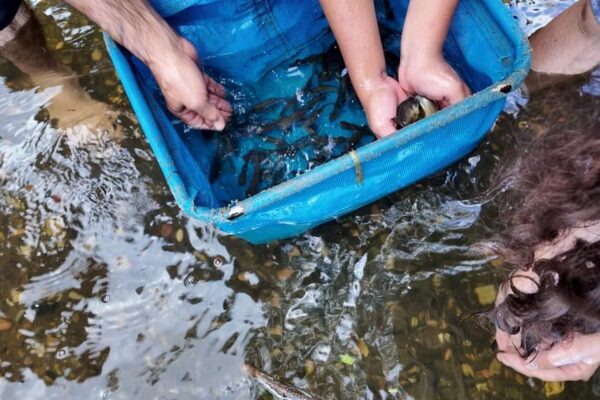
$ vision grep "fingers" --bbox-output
[533,336,600,369]
[179,38,200,64]
[178,93,226,131]
[171,100,227,131]
[204,75,226,98]
[534,346,578,370]
[497,352,596,382]
[371,121,398,138]
[442,80,471,108]
[495,330,513,353]
[208,93,233,117]
[177,108,213,130]
[393,83,410,103]
[175,104,227,131]
[462,81,472,97]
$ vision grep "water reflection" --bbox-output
[0,0,600,399]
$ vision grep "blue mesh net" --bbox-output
[105,0,530,244]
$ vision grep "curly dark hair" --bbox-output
[490,123,600,357]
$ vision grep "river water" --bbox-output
[0,1,599,399]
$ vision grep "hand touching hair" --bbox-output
[487,124,600,367]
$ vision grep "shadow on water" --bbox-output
[0,0,600,399]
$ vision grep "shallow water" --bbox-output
[0,1,599,399]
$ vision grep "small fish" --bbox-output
[392,95,439,129]
[243,151,263,197]
[262,135,288,148]
[245,365,315,400]
[253,98,285,113]
[309,85,337,95]
[339,120,369,133]
[329,74,349,122]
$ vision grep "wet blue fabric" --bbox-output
[139,0,331,94]
[0,0,21,31]
[592,0,600,24]
[105,0,530,244]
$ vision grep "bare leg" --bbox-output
[0,4,118,134]
[530,0,600,75]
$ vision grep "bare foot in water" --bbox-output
[1,4,123,141]
[39,74,123,140]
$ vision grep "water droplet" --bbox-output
[213,255,225,268]
[56,348,69,360]
[184,274,196,287]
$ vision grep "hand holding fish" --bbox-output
[399,55,470,109]
[399,0,470,108]
[361,74,409,138]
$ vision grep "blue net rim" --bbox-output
[103,0,531,226]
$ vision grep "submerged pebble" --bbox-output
[475,285,497,306]
[276,267,294,281]
[288,246,301,258]
[357,338,369,358]
[544,382,565,397]
[91,49,103,62]
[0,319,13,332]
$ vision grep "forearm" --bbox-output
[401,0,458,64]
[64,0,179,69]
[320,0,386,101]
[530,0,600,74]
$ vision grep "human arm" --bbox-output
[0,3,120,131]
[496,331,600,382]
[529,0,600,75]
[399,0,470,108]
[64,0,231,130]
[320,0,408,138]
[494,266,600,382]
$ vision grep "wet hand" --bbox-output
[149,37,232,131]
[496,332,600,382]
[398,55,470,108]
[494,272,600,382]
[360,75,409,138]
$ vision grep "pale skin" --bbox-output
[530,0,600,75]
[63,0,232,131]
[0,4,118,133]
[495,221,600,382]
[320,0,470,138]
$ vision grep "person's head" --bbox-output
[490,123,600,357]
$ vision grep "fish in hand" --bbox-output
[392,95,439,130]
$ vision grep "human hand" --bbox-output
[496,331,600,382]
[494,270,600,382]
[398,55,470,108]
[360,75,409,138]
[148,37,232,130]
